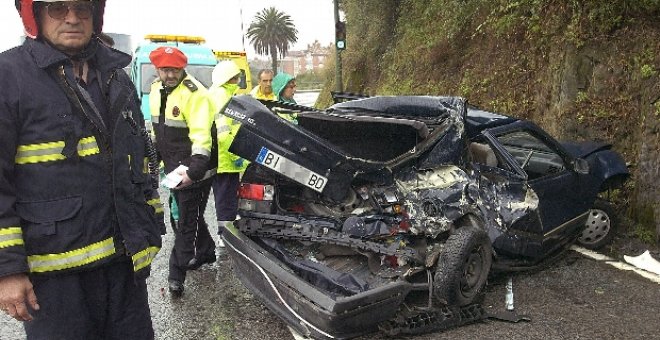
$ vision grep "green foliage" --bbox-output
[295,70,325,90]
[632,224,656,244]
[640,64,657,79]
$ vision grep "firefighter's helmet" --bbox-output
[15,0,106,39]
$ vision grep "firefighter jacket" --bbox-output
[149,74,217,179]
[209,84,249,174]
[0,38,163,279]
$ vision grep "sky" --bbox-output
[0,0,336,58]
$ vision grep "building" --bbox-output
[277,40,331,76]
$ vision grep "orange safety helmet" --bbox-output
[15,0,106,39]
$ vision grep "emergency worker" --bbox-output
[271,72,299,123]
[148,46,217,297]
[249,68,276,100]
[208,61,249,246]
[0,0,163,339]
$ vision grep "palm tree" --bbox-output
[246,7,298,73]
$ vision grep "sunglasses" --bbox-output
[45,1,95,20]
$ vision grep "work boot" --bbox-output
[168,280,184,298]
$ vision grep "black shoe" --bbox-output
[168,280,184,298]
[187,253,216,269]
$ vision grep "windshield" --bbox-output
[140,63,215,94]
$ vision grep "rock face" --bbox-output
[323,0,659,242]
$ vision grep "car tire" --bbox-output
[433,226,493,306]
[577,199,616,250]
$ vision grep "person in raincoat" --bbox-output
[208,61,248,246]
[271,72,298,123]
[272,72,297,104]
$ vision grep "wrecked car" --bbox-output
[219,95,629,339]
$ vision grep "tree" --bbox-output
[246,7,298,73]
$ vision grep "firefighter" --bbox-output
[0,1,163,338]
[208,61,249,246]
[148,46,217,297]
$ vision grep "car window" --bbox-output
[495,131,567,180]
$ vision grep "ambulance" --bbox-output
[213,50,252,95]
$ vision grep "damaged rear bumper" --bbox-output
[222,222,411,339]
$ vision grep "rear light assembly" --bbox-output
[239,183,274,201]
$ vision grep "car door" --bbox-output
[484,125,592,255]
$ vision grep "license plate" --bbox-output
[256,147,327,193]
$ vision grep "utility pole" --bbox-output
[334,0,343,93]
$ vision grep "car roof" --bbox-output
[465,106,518,138]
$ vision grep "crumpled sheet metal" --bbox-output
[395,165,540,241]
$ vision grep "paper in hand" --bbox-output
[161,165,188,189]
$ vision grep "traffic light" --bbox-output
[335,21,346,50]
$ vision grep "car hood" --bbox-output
[560,140,612,158]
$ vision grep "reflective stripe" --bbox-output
[152,118,188,128]
[16,137,99,164]
[192,147,211,157]
[27,237,116,273]
[143,157,149,174]
[132,246,160,272]
[0,227,24,249]
[147,197,164,214]
[216,124,231,133]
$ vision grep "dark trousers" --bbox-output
[169,180,216,282]
[212,173,240,233]
[24,259,153,340]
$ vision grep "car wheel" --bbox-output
[578,199,616,250]
[433,226,493,306]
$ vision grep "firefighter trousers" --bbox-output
[168,180,216,283]
[24,258,153,340]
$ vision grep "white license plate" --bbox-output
[255,147,328,193]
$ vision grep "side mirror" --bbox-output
[573,158,590,174]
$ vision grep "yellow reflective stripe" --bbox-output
[27,237,116,273]
[16,137,100,164]
[77,137,100,156]
[132,246,160,272]
[147,197,164,214]
[143,157,149,174]
[0,227,24,249]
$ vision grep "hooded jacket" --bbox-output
[272,72,296,104]
[209,84,249,174]
[0,38,163,279]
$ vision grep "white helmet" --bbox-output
[211,60,241,87]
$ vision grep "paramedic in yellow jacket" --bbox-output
[148,46,217,297]
[208,61,249,244]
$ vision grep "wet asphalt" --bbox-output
[2,186,659,339]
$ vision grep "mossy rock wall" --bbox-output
[319,0,660,241]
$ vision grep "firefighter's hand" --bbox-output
[174,171,193,189]
[0,273,39,321]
